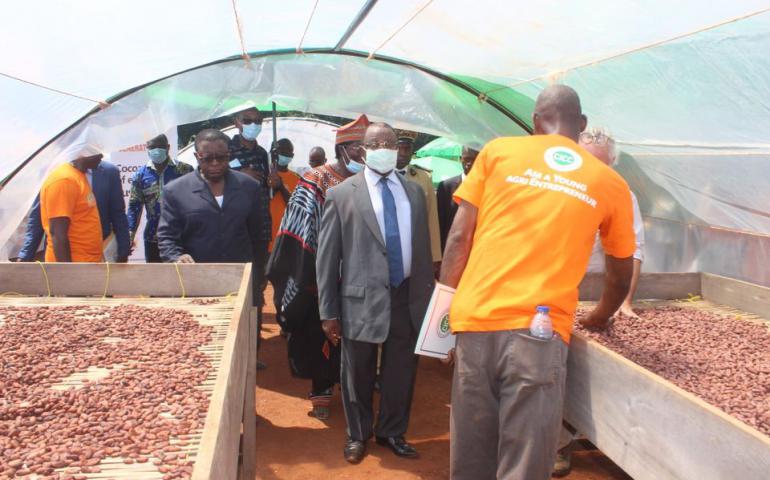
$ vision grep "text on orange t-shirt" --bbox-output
[40,163,103,262]
[450,135,636,343]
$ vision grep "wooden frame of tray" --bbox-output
[569,272,770,480]
[0,262,257,480]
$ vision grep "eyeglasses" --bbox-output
[579,132,615,146]
[197,154,230,164]
[240,117,262,125]
[362,141,398,150]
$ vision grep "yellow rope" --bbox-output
[230,0,252,64]
[0,292,29,297]
[102,262,111,299]
[296,0,320,53]
[36,261,52,297]
[0,72,109,108]
[174,262,187,299]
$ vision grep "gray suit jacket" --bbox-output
[316,170,435,343]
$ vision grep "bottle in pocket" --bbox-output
[530,305,553,339]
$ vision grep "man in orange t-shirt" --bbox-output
[40,145,104,262]
[439,85,635,480]
[267,138,300,250]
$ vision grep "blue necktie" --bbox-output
[380,177,404,287]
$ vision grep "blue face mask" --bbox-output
[345,158,364,174]
[241,123,262,141]
[147,148,168,165]
[277,154,293,167]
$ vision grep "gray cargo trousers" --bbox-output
[450,329,568,480]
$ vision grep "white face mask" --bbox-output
[365,148,398,174]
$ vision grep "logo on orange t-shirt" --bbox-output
[544,146,583,172]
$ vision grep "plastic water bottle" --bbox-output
[530,305,553,339]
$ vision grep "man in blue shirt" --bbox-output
[16,158,130,262]
[127,133,193,262]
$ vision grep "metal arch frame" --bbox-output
[334,0,378,51]
[2,48,532,186]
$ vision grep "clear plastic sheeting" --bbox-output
[642,217,770,287]
[347,0,770,84]
[617,152,770,286]
[618,154,770,235]
[1,0,769,285]
[0,53,523,260]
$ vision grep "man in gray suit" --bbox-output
[316,122,434,464]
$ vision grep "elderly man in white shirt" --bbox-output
[553,127,646,477]
[580,127,645,318]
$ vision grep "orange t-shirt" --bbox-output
[269,170,300,250]
[40,163,103,262]
[450,135,636,343]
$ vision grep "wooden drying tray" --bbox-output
[568,272,770,480]
[0,262,257,480]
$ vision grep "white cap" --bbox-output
[57,141,102,162]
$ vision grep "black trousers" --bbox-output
[340,280,418,441]
[144,241,162,263]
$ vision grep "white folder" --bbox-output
[414,283,456,359]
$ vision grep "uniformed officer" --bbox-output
[395,130,442,271]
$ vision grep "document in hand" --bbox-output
[415,283,456,359]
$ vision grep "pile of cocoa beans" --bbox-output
[0,304,214,479]
[575,306,770,436]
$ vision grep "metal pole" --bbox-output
[269,101,277,199]
[334,0,378,51]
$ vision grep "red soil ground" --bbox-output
[256,294,631,480]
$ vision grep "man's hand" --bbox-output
[176,254,195,264]
[579,310,614,330]
[617,301,639,319]
[441,348,455,366]
[267,171,283,190]
[321,319,342,346]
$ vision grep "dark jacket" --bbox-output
[436,174,463,252]
[17,160,130,260]
[157,169,270,266]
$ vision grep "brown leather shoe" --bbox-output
[344,439,367,464]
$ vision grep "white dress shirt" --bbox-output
[587,191,645,272]
[364,166,412,278]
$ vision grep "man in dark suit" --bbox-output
[157,129,270,291]
[316,122,434,464]
[436,146,479,252]
[16,157,130,262]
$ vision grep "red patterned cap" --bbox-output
[335,114,370,144]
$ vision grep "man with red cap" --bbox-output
[267,114,369,421]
